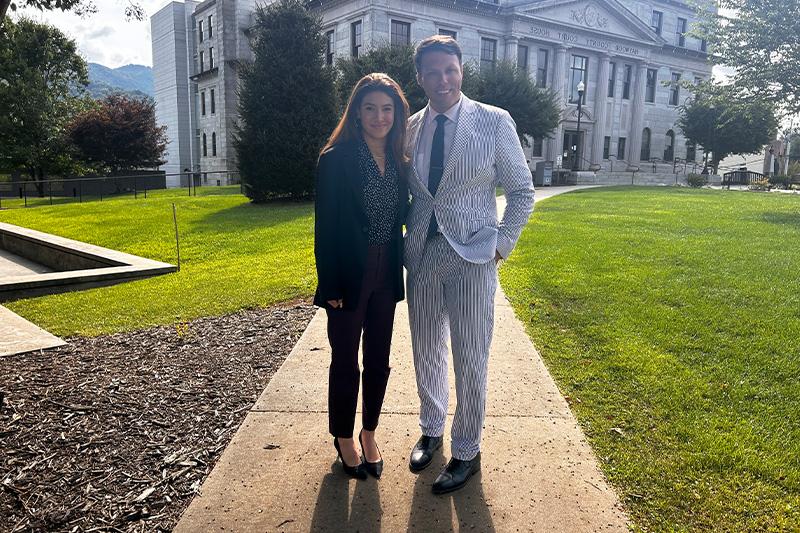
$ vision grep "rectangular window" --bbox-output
[198,20,203,43]
[202,133,207,157]
[390,20,411,47]
[438,29,457,39]
[212,132,217,156]
[608,62,616,97]
[536,49,548,88]
[694,76,703,85]
[517,44,528,70]
[603,136,611,160]
[651,10,663,35]
[569,55,588,104]
[209,47,214,69]
[700,38,707,52]
[676,18,687,47]
[325,30,334,65]
[210,88,215,114]
[208,15,213,38]
[645,68,657,103]
[200,91,206,116]
[199,50,205,72]
[351,20,362,58]
[533,138,543,158]
[617,137,626,160]
[669,73,681,105]
[480,38,497,72]
[686,141,696,161]
[622,64,632,99]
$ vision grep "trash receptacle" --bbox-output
[534,161,553,186]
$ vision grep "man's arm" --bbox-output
[494,110,535,259]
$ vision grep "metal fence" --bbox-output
[0,171,241,209]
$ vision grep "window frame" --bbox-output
[617,137,627,160]
[669,73,681,106]
[198,20,204,42]
[676,17,687,47]
[645,68,657,103]
[536,48,549,88]
[651,10,663,35]
[210,88,215,114]
[325,30,335,65]
[517,44,529,71]
[390,19,411,48]
[211,132,217,157]
[532,138,544,158]
[603,136,611,160]
[480,37,497,72]
[351,20,362,58]
[208,15,213,38]
[640,128,651,161]
[199,50,205,72]
[200,90,206,116]
[622,64,632,99]
[202,132,207,157]
[569,54,588,104]
[608,61,616,98]
[208,46,214,69]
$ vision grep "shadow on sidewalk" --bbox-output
[310,464,383,532]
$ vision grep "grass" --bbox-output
[500,186,800,531]
[0,186,316,336]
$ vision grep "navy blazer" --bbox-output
[313,139,408,311]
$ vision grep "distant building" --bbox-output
[151,0,715,185]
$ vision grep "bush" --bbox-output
[687,173,707,188]
[768,174,791,189]
[748,177,770,191]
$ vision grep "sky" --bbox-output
[13,0,167,68]
[13,1,735,74]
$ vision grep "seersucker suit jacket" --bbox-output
[403,94,535,274]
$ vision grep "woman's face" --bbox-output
[357,90,395,145]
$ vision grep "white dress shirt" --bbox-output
[415,94,463,189]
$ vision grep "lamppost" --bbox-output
[573,80,585,171]
[768,145,775,177]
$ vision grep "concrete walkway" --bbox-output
[176,185,627,532]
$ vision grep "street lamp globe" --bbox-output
[577,80,585,93]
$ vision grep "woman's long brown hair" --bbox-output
[320,73,410,174]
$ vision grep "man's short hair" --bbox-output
[413,35,462,73]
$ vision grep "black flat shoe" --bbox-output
[333,438,367,480]
[359,430,384,479]
[432,453,481,494]
[409,434,443,473]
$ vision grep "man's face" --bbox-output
[417,50,462,113]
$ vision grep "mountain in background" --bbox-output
[87,63,154,99]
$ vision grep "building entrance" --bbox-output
[562,130,585,170]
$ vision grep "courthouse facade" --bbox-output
[152,0,715,183]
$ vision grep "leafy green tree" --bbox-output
[470,60,560,147]
[234,0,337,201]
[0,17,89,190]
[677,84,777,174]
[1,0,144,23]
[67,94,167,173]
[693,0,800,115]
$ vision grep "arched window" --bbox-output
[202,133,207,157]
[640,128,651,161]
[664,130,675,161]
[211,132,217,156]
[686,141,697,162]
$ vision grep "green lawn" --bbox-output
[0,187,316,336]
[501,187,800,531]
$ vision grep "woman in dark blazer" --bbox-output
[314,73,410,480]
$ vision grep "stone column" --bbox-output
[548,46,569,164]
[505,37,518,63]
[626,62,648,170]
[591,54,611,167]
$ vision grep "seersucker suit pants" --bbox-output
[407,234,497,461]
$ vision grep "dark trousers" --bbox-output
[327,245,396,438]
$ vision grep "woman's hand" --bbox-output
[327,299,344,308]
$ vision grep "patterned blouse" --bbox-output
[359,140,399,246]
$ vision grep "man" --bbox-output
[405,35,535,494]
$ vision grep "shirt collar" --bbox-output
[425,94,463,126]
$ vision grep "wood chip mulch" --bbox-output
[0,301,316,532]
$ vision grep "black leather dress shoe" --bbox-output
[409,435,443,472]
[431,453,481,494]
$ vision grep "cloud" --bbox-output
[86,25,115,40]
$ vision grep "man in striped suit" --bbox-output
[405,35,535,494]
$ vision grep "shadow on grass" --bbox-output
[193,199,313,234]
[762,212,800,228]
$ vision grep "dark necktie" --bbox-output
[427,114,447,237]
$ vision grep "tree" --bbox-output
[0,1,144,23]
[67,94,167,173]
[234,0,337,201]
[693,0,800,115]
[335,46,557,145]
[677,84,777,174]
[0,18,90,189]
[471,60,560,147]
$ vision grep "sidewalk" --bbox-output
[175,185,627,532]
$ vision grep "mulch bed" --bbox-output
[0,301,316,532]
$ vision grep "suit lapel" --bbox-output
[439,97,476,192]
[409,110,431,197]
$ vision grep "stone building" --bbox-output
[151,0,715,184]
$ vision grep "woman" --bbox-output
[314,74,410,480]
